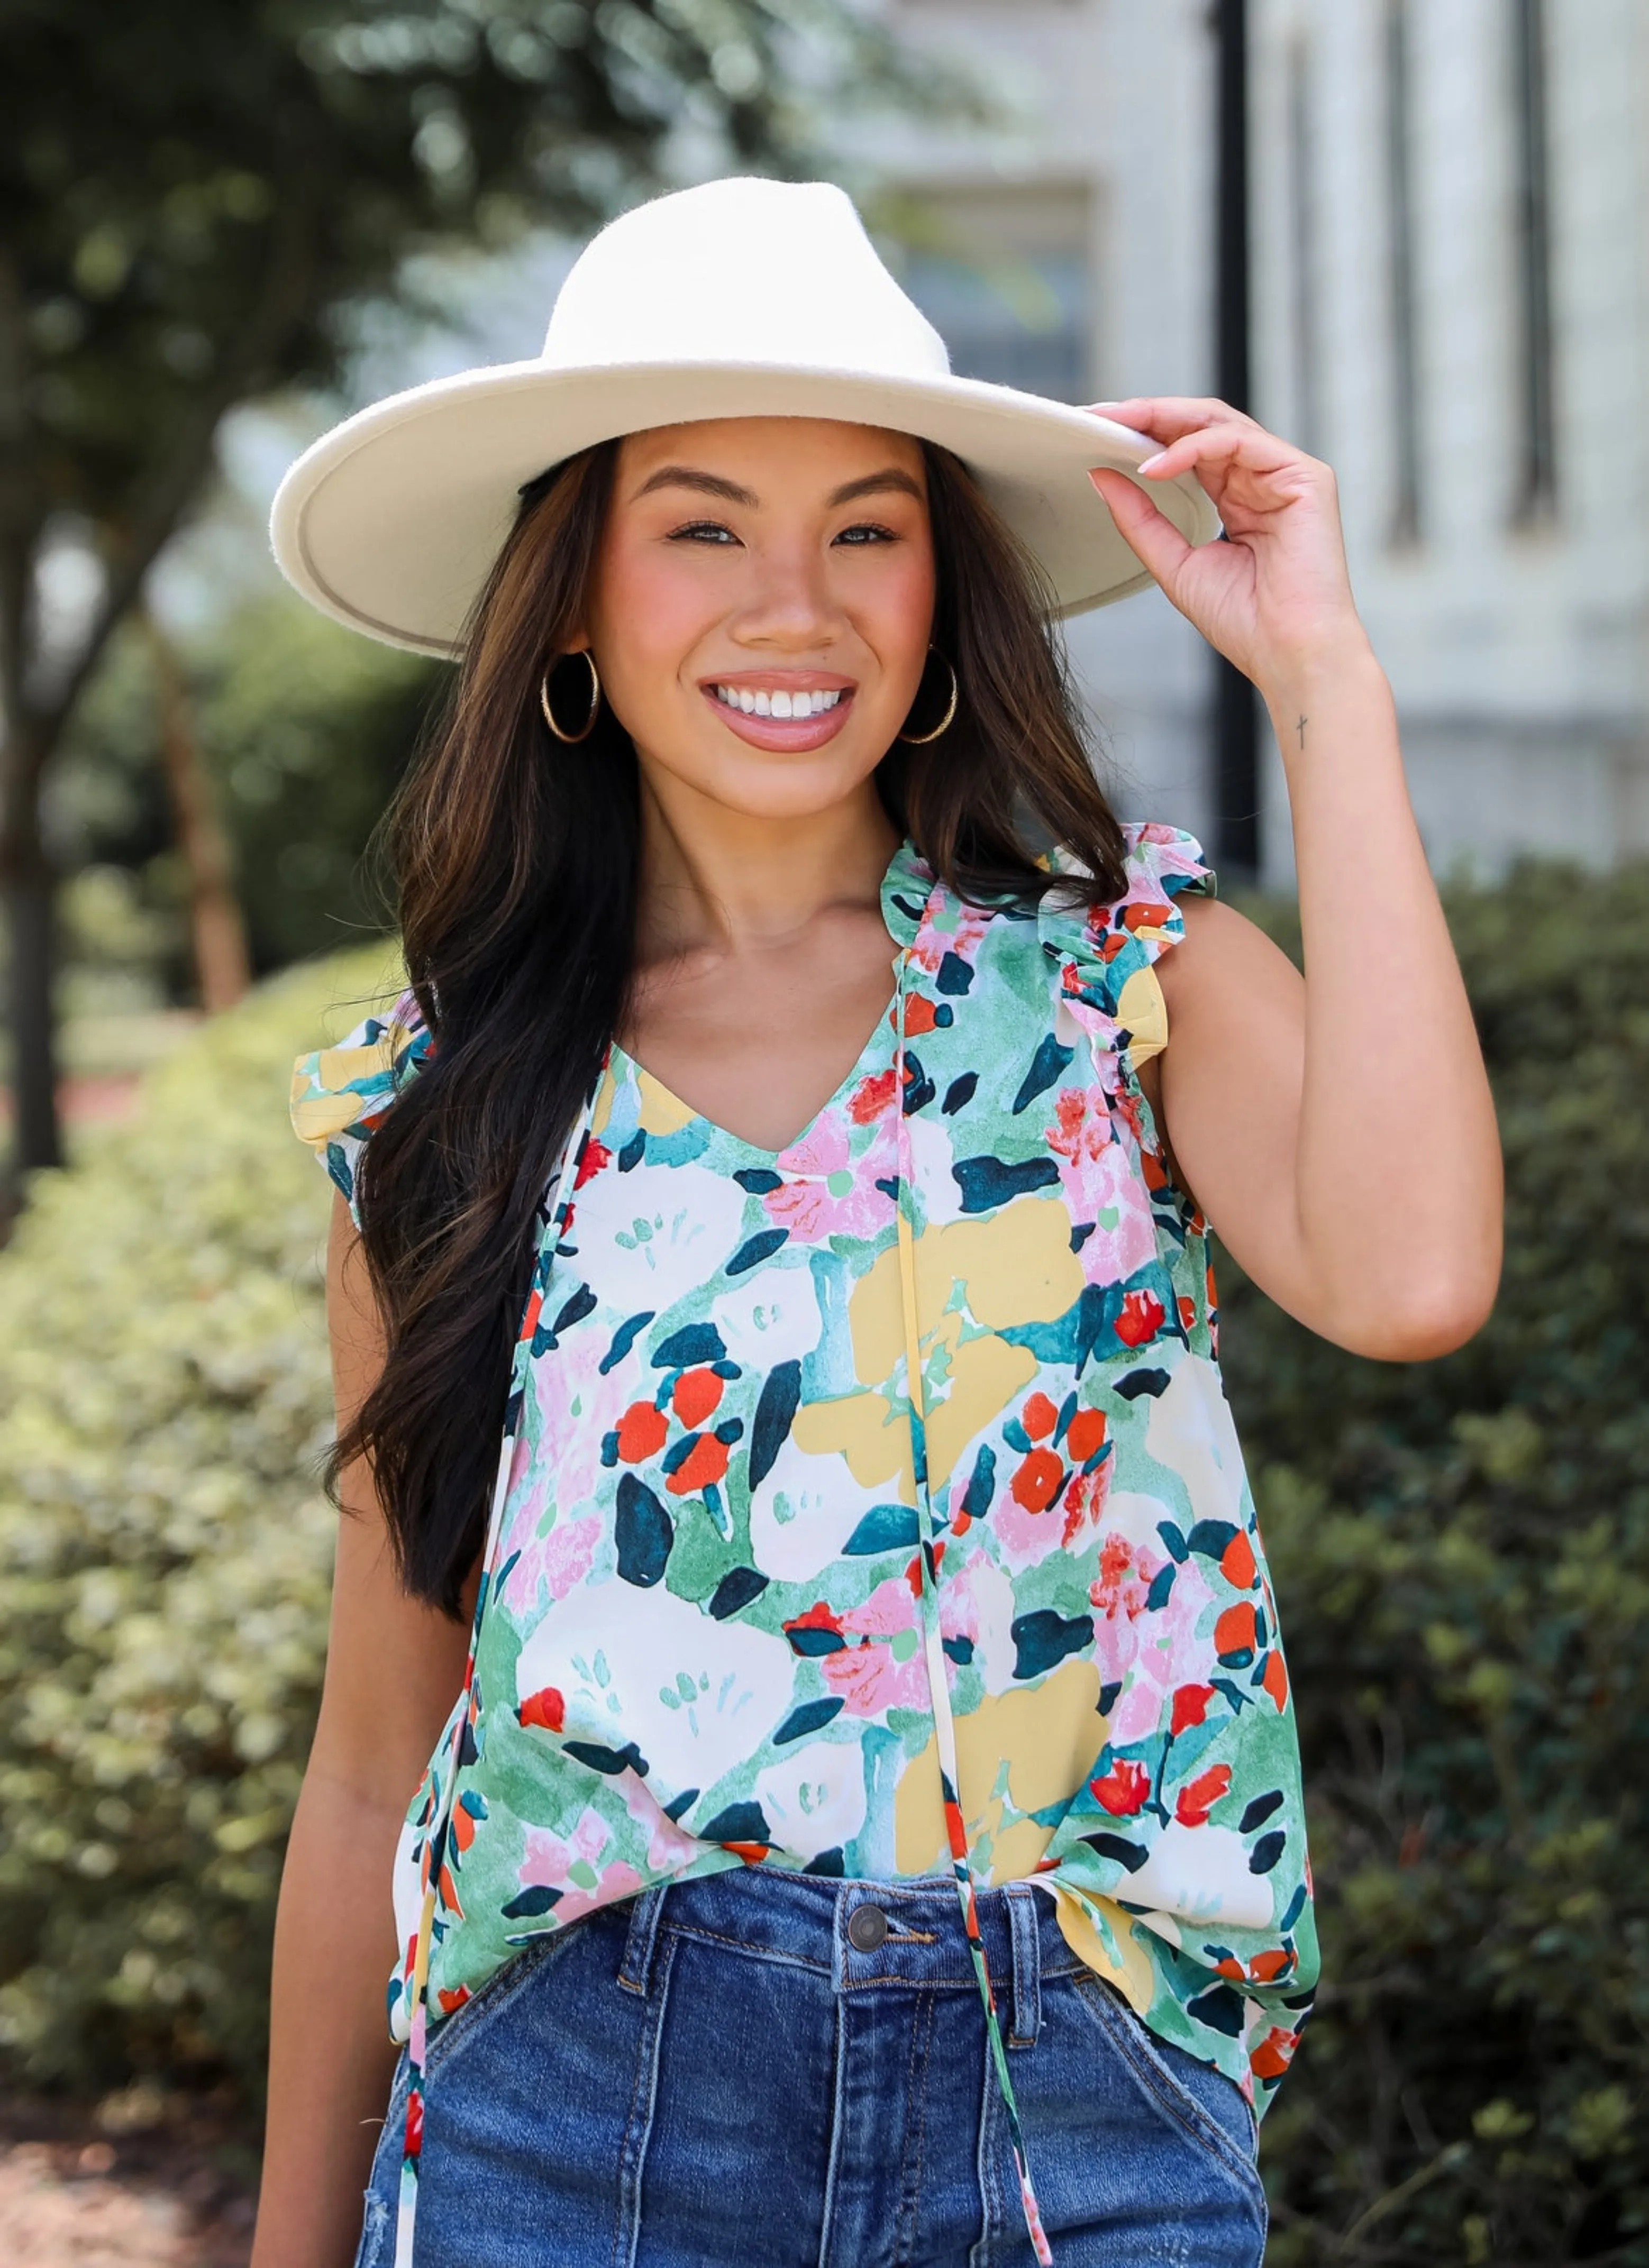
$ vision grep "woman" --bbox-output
[257,180,1501,2268]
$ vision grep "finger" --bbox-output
[1135,423,1298,487]
[1087,397,1260,446]
[1088,467,1196,585]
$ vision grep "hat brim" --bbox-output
[270,359,1221,657]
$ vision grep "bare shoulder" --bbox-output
[1155,894,1304,1041]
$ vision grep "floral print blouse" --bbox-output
[292,825,1317,2258]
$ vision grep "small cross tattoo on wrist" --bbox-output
[1296,715,1308,749]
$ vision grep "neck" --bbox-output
[632,774,900,967]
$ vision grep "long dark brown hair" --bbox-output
[338,436,1128,1614]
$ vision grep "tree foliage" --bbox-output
[0,0,905,1182]
[56,601,445,982]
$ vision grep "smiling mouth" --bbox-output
[710,684,846,719]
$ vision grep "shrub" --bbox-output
[1226,864,1649,2265]
[0,947,396,2098]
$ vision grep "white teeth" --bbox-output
[714,685,844,717]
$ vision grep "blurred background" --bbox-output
[1,4,1644,2263]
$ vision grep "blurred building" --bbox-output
[869,0,1649,881]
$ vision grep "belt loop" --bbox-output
[1005,1883,1042,2049]
[617,1885,669,1998]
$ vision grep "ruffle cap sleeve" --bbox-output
[1040,822,1214,1080]
[289,986,431,1229]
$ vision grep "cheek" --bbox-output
[854,545,938,684]
[589,537,715,703]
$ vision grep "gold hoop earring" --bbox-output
[540,650,602,744]
[897,647,959,745]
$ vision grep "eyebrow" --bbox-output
[631,464,925,509]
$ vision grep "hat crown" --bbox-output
[541,178,952,382]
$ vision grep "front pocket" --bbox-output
[424,1910,598,2081]
[1065,1973,1265,2209]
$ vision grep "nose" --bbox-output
[728,536,843,654]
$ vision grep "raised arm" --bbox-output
[1091,402,1502,1360]
[251,1193,473,2268]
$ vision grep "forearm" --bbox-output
[1264,638,1502,1351]
[251,1767,406,2268]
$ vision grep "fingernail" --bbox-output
[1137,451,1169,473]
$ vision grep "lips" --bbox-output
[700,674,857,751]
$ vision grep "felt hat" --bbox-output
[270,176,1219,656]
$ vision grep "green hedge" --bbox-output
[0,948,396,2096]
[1222,863,1649,2265]
[0,871,1644,2266]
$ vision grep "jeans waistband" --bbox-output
[615,1867,1087,2051]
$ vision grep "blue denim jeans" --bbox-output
[356,1868,1267,2267]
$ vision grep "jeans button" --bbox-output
[847,1903,889,1952]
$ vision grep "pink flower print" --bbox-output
[909,899,992,977]
[1045,1089,1159,1286]
[990,1484,1069,1575]
[819,1575,931,1717]
[517,1816,642,1926]
[504,1514,600,1616]
[764,1108,889,1242]
[1105,1552,1218,1749]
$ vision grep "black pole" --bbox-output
[1212,0,1259,879]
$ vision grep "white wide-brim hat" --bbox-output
[271,177,1220,656]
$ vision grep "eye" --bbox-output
[667,519,740,545]
[834,522,899,546]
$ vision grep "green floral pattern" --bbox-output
[291,826,1317,2127]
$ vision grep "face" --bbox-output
[581,417,936,823]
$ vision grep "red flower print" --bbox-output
[788,1601,843,1634]
[518,1686,566,1732]
[1215,1602,1258,1662]
[1012,1447,1064,1513]
[1170,1682,1217,1735]
[1261,1651,1290,1709]
[1177,1295,1197,1331]
[519,1288,543,1342]
[1174,1764,1232,1826]
[615,1401,668,1462]
[1123,899,1173,933]
[850,1066,898,1124]
[1022,1391,1059,1440]
[450,1803,478,1853]
[666,1433,731,1496]
[436,1985,471,2015]
[904,1540,945,1597]
[672,1367,724,1428]
[1115,1290,1166,1347]
[1065,1408,1107,1463]
[1220,1530,1258,1589]
[1250,2028,1297,2082]
[1061,1462,1109,1544]
[1248,1949,1293,1983]
[900,993,944,1038]
[1090,1758,1151,1815]
[575,1137,612,1188]
[405,2090,424,2158]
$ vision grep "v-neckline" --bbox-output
[608,837,934,1164]
[608,972,901,1163]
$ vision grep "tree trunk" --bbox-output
[1,805,63,1185]
[143,612,250,1013]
